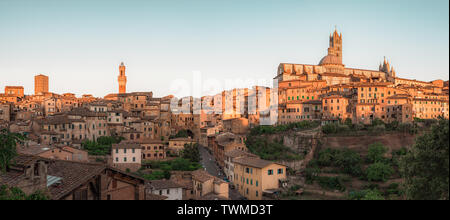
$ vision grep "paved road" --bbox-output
[199,145,244,200]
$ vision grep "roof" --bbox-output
[191,170,214,183]
[146,193,168,200]
[46,159,106,199]
[137,139,165,144]
[198,193,229,200]
[147,179,182,190]
[319,54,342,65]
[38,115,85,125]
[112,143,141,149]
[233,157,283,169]
[17,145,54,155]
[169,137,194,142]
[224,149,257,159]
[65,107,107,117]
[302,100,322,105]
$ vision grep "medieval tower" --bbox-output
[118,62,127,94]
[327,29,343,64]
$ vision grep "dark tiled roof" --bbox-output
[38,115,85,125]
[112,143,141,149]
[198,193,229,200]
[47,160,106,200]
[146,193,168,200]
[147,179,182,190]
[224,149,257,159]
[66,107,107,117]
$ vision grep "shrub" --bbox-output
[321,123,338,134]
[245,136,303,161]
[334,148,363,176]
[317,148,337,166]
[361,189,385,200]
[369,124,386,134]
[366,162,394,182]
[182,143,200,162]
[386,183,401,195]
[348,189,384,200]
[367,142,388,163]
[316,176,346,192]
[0,185,49,200]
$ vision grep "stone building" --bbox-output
[35,74,49,95]
[111,142,142,172]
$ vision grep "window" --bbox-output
[278,168,284,174]
[132,157,136,162]
[124,157,127,162]
[256,191,259,197]
[256,181,258,186]
[268,170,273,175]
[115,157,118,162]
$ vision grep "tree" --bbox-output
[367,142,388,163]
[0,129,24,173]
[334,148,362,176]
[344,118,353,128]
[366,162,394,182]
[182,143,200,163]
[400,118,449,200]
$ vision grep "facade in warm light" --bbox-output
[34,74,49,95]
[275,29,449,125]
[118,62,127,94]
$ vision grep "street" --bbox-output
[199,145,244,200]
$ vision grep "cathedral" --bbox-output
[275,29,397,86]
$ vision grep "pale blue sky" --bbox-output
[0,0,448,97]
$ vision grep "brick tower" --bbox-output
[118,62,127,94]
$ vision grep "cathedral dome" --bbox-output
[319,54,341,65]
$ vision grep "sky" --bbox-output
[0,0,448,98]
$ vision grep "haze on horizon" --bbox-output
[0,0,448,98]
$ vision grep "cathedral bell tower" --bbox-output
[118,62,127,94]
[328,28,343,64]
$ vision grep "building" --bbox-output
[0,154,147,200]
[17,144,89,162]
[0,103,11,122]
[35,74,49,95]
[139,139,167,161]
[233,157,287,200]
[211,132,247,168]
[118,62,127,94]
[274,29,448,124]
[146,179,183,200]
[191,169,228,200]
[4,86,24,98]
[168,137,196,155]
[111,142,142,172]
[224,149,257,183]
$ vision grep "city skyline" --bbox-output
[1,0,449,98]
